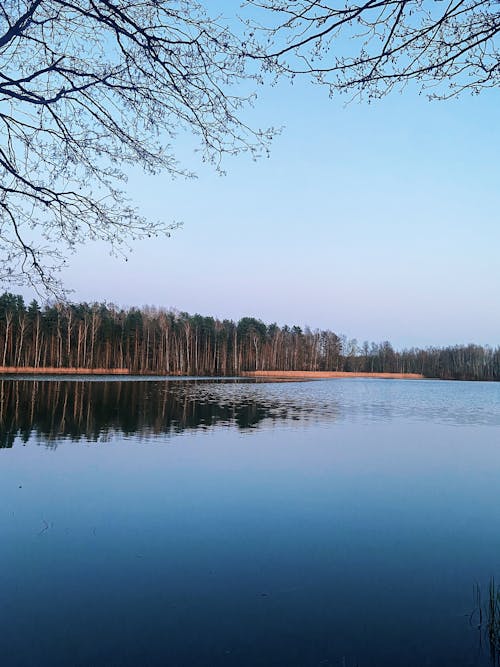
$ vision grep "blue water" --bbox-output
[1,378,499,666]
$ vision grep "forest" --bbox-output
[0,293,498,381]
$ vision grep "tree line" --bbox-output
[0,293,498,381]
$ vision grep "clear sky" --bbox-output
[24,15,500,349]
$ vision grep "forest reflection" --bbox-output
[0,379,337,447]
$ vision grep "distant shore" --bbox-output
[0,367,424,380]
[241,371,424,380]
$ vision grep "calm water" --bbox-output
[1,377,500,666]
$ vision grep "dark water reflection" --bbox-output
[1,378,500,667]
[0,378,340,447]
[2,376,500,448]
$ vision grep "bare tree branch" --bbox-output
[3,0,495,296]
[245,0,500,99]
[0,1,274,295]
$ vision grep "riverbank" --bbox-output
[242,371,424,380]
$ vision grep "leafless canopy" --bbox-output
[246,0,500,98]
[1,1,498,292]
[0,1,271,292]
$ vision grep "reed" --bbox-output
[472,578,500,664]
[488,578,500,661]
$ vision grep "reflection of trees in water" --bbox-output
[0,379,338,447]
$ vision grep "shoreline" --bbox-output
[0,367,130,375]
[0,367,423,380]
[241,371,424,380]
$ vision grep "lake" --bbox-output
[1,377,500,666]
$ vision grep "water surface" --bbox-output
[1,377,499,666]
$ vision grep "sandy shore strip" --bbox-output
[241,371,424,380]
[0,367,130,375]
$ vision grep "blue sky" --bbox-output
[52,41,499,349]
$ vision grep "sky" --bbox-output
[19,11,500,349]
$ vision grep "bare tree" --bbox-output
[0,1,272,292]
[247,0,500,99]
